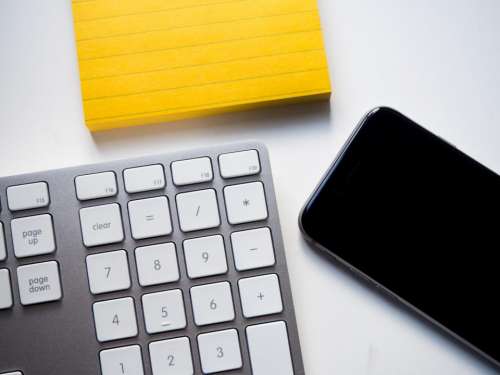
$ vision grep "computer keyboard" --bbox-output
[0,143,304,375]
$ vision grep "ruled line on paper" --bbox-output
[86,84,330,122]
[74,0,247,23]
[78,28,321,62]
[84,66,328,101]
[75,9,316,42]
[82,47,324,81]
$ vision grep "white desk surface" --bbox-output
[1,1,499,374]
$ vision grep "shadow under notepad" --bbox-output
[91,100,331,151]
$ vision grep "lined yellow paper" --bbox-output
[73,0,331,131]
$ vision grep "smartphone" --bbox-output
[300,107,500,367]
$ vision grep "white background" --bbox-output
[1,1,499,374]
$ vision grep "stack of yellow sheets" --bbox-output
[73,0,331,131]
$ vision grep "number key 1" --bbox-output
[100,345,144,375]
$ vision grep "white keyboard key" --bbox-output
[80,203,124,247]
[124,164,165,193]
[17,261,62,305]
[231,227,275,271]
[93,297,138,342]
[128,197,172,239]
[246,321,293,375]
[171,157,213,186]
[75,172,117,201]
[219,150,261,178]
[238,274,283,318]
[86,250,131,295]
[135,243,179,287]
[183,235,227,279]
[176,189,220,232]
[190,281,234,326]
[7,182,49,211]
[142,289,186,334]
[100,345,144,375]
[149,337,193,375]
[197,329,242,373]
[224,182,268,225]
[0,269,13,309]
[11,214,55,258]
[1,372,23,375]
[0,222,6,261]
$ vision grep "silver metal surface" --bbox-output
[0,142,304,375]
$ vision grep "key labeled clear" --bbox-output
[142,289,186,334]
[190,281,234,326]
[124,164,165,193]
[176,189,220,232]
[198,329,242,374]
[17,261,62,305]
[80,203,124,247]
[183,235,227,279]
[86,250,131,295]
[11,214,55,258]
[224,182,268,224]
[246,321,294,375]
[231,227,275,271]
[100,345,144,375]
[93,297,138,342]
[238,274,283,318]
[149,337,194,375]
[135,242,179,287]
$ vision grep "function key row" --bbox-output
[74,149,261,201]
[98,321,293,375]
[79,182,268,248]
[0,150,260,212]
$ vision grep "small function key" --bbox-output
[75,172,117,201]
[7,182,49,211]
[123,164,165,193]
[171,157,213,186]
[219,150,261,178]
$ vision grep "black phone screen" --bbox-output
[300,107,500,364]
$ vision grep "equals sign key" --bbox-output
[145,214,155,221]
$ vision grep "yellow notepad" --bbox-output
[73,0,331,131]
